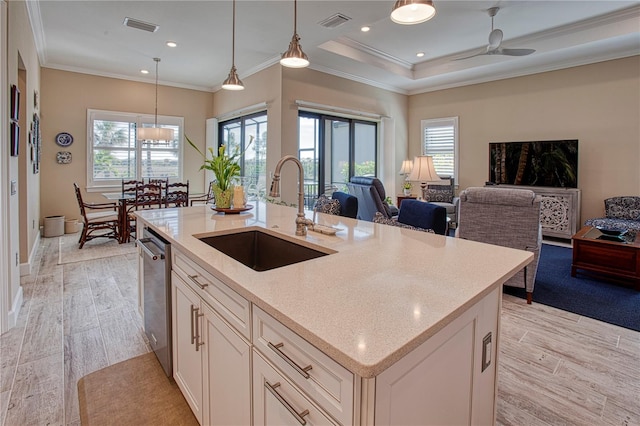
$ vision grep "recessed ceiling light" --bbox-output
[140,69,150,74]
[166,41,177,48]
[416,52,425,57]
[361,26,370,32]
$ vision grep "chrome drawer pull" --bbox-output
[187,274,208,289]
[268,341,312,379]
[265,381,309,425]
[190,305,197,345]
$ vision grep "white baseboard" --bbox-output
[7,285,23,329]
[20,230,41,276]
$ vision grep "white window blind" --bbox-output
[421,117,458,181]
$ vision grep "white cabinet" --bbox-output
[172,273,204,423]
[172,271,252,426]
[254,351,339,426]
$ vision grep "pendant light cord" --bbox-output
[232,0,236,66]
[293,0,297,34]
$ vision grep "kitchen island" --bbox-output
[136,201,532,425]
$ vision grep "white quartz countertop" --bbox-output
[136,202,532,378]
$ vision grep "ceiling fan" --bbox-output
[454,7,536,60]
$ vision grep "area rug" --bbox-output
[505,244,640,332]
[78,352,198,426]
[58,232,136,265]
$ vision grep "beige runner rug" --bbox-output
[78,352,198,426]
[58,232,136,265]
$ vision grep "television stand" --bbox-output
[489,185,581,240]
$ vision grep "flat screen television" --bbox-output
[489,139,578,188]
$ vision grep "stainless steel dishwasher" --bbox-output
[137,227,172,377]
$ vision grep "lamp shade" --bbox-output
[391,0,436,25]
[408,156,441,183]
[222,66,245,90]
[399,159,413,175]
[138,127,174,141]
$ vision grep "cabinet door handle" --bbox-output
[265,381,309,425]
[268,342,312,379]
[195,309,204,351]
[188,274,208,289]
[190,305,197,345]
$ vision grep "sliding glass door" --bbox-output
[299,112,377,208]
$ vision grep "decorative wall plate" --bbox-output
[56,151,72,164]
[55,132,74,147]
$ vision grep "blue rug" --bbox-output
[504,244,640,332]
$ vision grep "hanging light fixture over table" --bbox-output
[391,0,436,25]
[222,0,244,90]
[137,58,174,141]
[281,0,309,68]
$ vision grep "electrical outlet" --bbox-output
[482,332,492,372]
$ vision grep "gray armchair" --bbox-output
[457,187,541,304]
[346,176,398,221]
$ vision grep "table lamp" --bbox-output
[408,156,441,191]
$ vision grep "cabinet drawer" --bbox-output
[254,351,339,426]
[253,306,353,425]
[173,249,251,340]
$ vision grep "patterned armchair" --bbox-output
[584,196,640,237]
[421,177,459,228]
[457,187,542,304]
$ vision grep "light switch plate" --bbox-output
[482,332,492,372]
[10,180,16,195]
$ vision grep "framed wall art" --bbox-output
[10,84,20,122]
[10,122,19,156]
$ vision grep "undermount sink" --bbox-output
[197,229,333,272]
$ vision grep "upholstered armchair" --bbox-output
[347,176,398,221]
[421,177,459,228]
[313,192,358,219]
[457,187,542,304]
[584,196,640,237]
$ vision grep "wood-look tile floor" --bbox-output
[1,235,639,425]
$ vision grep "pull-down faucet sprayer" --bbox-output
[269,155,314,236]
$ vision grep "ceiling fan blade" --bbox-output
[499,48,536,56]
[488,29,503,50]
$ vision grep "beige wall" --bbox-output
[40,69,213,222]
[409,56,640,223]
[3,0,41,328]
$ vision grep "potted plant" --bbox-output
[403,181,412,196]
[186,135,253,208]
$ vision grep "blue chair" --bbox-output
[346,176,398,221]
[331,191,358,218]
[398,200,447,235]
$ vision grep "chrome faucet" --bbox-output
[269,155,314,236]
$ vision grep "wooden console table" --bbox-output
[571,226,640,290]
[397,195,417,208]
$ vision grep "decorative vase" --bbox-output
[403,188,411,196]
[213,184,234,209]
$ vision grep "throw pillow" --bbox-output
[422,185,453,203]
[314,195,341,216]
[373,212,434,233]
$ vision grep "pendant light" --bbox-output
[391,0,436,25]
[222,0,244,90]
[137,58,174,141]
[280,0,309,68]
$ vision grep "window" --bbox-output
[299,111,377,208]
[87,109,183,188]
[421,117,458,181]
[218,112,268,192]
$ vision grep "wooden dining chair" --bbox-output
[124,182,163,242]
[165,180,190,207]
[190,181,215,206]
[73,183,120,248]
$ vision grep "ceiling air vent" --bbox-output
[318,13,351,29]
[123,17,159,33]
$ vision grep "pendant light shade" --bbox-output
[137,57,175,142]
[281,0,309,68]
[391,0,436,25]
[222,0,244,90]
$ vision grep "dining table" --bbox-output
[102,192,136,243]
